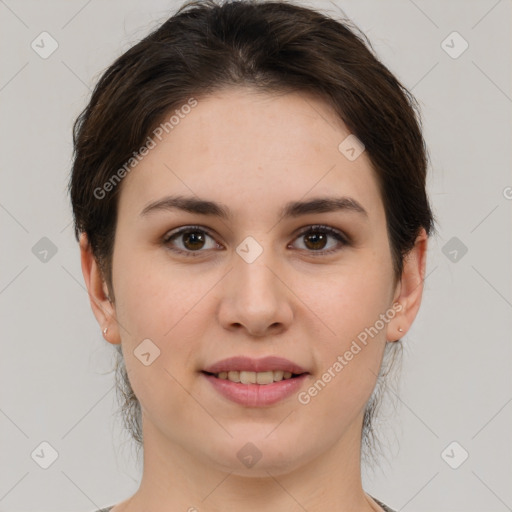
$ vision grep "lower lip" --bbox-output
[201,372,309,406]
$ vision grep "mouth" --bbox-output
[201,370,307,385]
[200,356,310,406]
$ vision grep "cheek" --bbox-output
[301,254,393,406]
[312,255,394,341]
[299,306,387,428]
[112,247,197,337]
[112,248,210,387]
[113,256,204,426]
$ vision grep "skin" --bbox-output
[80,87,428,512]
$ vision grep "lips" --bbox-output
[202,355,309,375]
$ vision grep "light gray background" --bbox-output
[1,1,511,511]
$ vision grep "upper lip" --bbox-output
[202,356,309,374]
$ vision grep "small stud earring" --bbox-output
[103,327,108,336]
[398,327,404,333]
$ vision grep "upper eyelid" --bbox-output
[163,224,216,242]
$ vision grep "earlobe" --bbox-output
[79,233,121,345]
[387,228,429,342]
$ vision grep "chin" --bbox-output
[202,432,311,477]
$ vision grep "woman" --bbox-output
[70,0,435,510]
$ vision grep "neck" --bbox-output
[115,413,380,512]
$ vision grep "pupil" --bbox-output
[306,232,326,250]
[184,232,205,250]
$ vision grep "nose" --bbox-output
[217,246,294,338]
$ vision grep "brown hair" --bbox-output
[69,0,435,462]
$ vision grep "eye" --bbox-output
[290,224,349,255]
[163,225,220,257]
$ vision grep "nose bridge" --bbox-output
[218,234,293,335]
[233,237,281,305]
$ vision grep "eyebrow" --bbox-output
[140,194,368,220]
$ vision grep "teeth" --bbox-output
[228,371,240,382]
[213,370,297,384]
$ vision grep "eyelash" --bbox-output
[162,224,349,258]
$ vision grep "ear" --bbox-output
[79,233,121,345]
[387,228,429,342]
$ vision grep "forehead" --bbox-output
[117,87,384,221]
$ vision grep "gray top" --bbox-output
[373,497,396,512]
[94,497,396,512]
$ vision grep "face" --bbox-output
[101,88,405,476]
